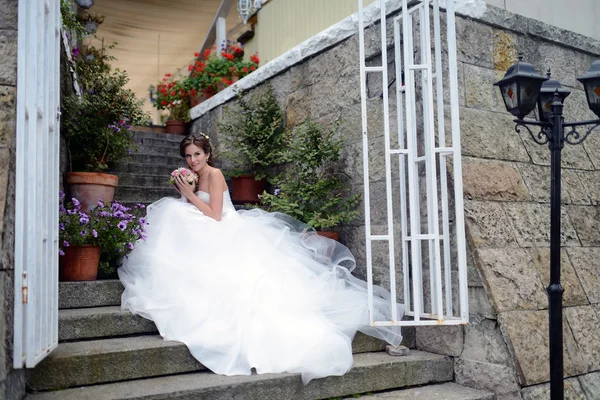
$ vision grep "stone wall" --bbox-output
[0,0,26,399]
[191,2,600,398]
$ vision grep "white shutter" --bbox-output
[13,0,61,368]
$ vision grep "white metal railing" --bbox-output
[358,0,469,326]
[14,0,61,368]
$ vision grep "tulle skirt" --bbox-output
[118,196,403,383]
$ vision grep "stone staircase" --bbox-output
[112,130,186,206]
[26,130,496,399]
[24,279,494,399]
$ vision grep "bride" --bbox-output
[118,134,403,384]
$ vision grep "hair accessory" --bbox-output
[199,133,210,141]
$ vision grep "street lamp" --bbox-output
[495,55,600,400]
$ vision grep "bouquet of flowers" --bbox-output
[169,167,198,189]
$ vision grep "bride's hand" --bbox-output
[174,175,195,198]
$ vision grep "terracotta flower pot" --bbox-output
[230,175,267,204]
[60,245,100,281]
[66,172,118,213]
[165,120,187,135]
[316,231,340,241]
[190,92,212,107]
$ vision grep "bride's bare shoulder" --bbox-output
[209,168,227,189]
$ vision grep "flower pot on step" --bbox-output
[60,245,100,281]
[190,91,212,107]
[316,231,340,241]
[66,172,119,213]
[230,175,267,204]
[165,120,187,135]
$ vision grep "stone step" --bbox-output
[120,153,183,167]
[57,306,389,354]
[26,350,453,399]
[132,143,181,157]
[114,185,179,203]
[28,333,391,391]
[113,161,181,176]
[59,280,123,309]
[131,130,184,144]
[344,383,495,399]
[113,172,171,188]
[59,306,157,341]
[26,335,206,391]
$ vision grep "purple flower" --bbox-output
[97,200,104,208]
[80,230,87,237]
[100,211,111,217]
[63,240,70,247]
[92,229,98,238]
[135,203,145,209]
[58,249,65,256]
[127,242,134,250]
[60,205,66,214]
[79,216,90,225]
[59,191,65,200]
[139,217,147,225]
[274,188,281,196]
[114,211,125,219]
[72,47,79,57]
[140,233,148,240]
[59,223,65,230]
[67,209,76,215]
[72,198,81,209]
[117,221,128,231]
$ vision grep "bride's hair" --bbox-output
[180,134,214,167]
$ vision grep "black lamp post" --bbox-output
[495,55,600,400]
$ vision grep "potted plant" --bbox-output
[78,12,104,34]
[258,117,360,240]
[90,199,148,278]
[155,74,191,134]
[58,193,149,281]
[59,193,101,281]
[62,43,149,211]
[183,44,260,108]
[218,85,287,203]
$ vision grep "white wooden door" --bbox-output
[13,0,61,368]
[357,0,469,326]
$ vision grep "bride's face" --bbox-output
[184,144,209,173]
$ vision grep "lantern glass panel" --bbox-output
[518,78,542,117]
[500,81,518,111]
[583,77,600,116]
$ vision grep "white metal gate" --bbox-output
[13,0,61,368]
[358,0,469,326]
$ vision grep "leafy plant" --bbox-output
[60,0,86,38]
[182,43,260,97]
[218,85,287,180]
[155,75,191,122]
[62,43,149,172]
[89,200,148,274]
[59,192,149,274]
[258,117,360,230]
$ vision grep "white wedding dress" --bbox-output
[118,190,403,383]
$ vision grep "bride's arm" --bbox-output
[180,169,227,221]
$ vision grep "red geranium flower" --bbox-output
[250,54,260,64]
